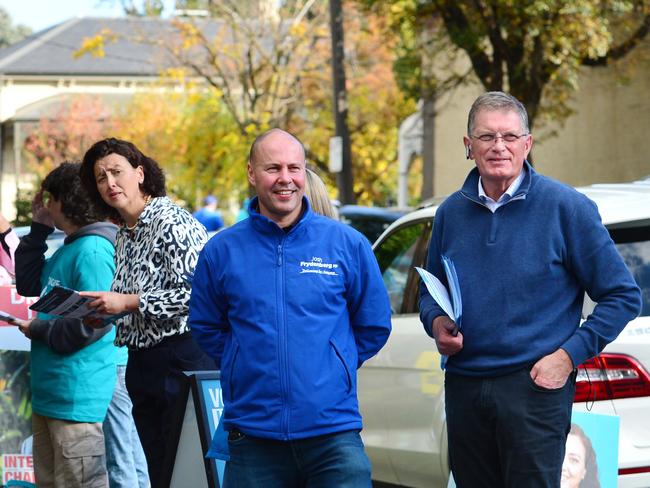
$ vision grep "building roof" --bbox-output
[0,15,288,79]
[0,17,186,77]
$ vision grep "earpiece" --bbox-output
[465,146,471,159]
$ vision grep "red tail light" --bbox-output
[573,353,650,402]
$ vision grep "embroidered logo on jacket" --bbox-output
[299,256,339,276]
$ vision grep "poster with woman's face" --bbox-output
[447,411,619,488]
[562,411,620,488]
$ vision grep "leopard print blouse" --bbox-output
[112,196,208,349]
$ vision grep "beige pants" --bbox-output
[32,412,108,488]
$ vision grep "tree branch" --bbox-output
[582,13,650,66]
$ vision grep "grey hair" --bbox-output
[467,92,529,135]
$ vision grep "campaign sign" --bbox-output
[1,454,34,484]
[0,285,39,351]
[568,411,619,488]
[0,286,36,482]
[164,371,224,488]
[198,374,225,483]
[446,410,620,488]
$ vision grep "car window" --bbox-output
[13,227,65,260]
[610,224,650,316]
[341,215,400,244]
[375,219,432,314]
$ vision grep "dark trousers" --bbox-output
[125,333,216,488]
[445,366,576,488]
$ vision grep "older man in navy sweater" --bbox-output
[419,91,641,488]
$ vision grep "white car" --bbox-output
[359,179,650,488]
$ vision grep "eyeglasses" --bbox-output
[470,132,529,143]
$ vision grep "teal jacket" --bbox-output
[16,222,119,422]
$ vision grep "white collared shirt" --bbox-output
[478,170,525,213]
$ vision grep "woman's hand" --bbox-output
[80,291,140,315]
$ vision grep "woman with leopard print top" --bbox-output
[80,138,216,488]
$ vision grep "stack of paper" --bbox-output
[29,286,127,325]
[416,255,462,369]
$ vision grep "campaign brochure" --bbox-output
[28,286,127,325]
[0,310,18,324]
[416,255,462,369]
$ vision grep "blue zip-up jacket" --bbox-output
[419,163,641,376]
[189,197,391,440]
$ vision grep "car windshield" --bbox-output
[611,224,650,317]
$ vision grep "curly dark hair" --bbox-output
[80,138,166,222]
[42,162,106,227]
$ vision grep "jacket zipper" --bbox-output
[460,192,526,243]
[276,237,290,438]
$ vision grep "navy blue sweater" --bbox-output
[419,164,641,376]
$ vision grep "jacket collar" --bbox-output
[64,221,119,245]
[460,160,534,202]
[247,196,313,236]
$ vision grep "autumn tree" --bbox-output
[23,95,115,180]
[113,90,250,212]
[163,1,416,204]
[297,5,417,204]
[77,1,415,205]
[0,6,31,48]
[361,0,650,132]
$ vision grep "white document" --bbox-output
[415,267,454,319]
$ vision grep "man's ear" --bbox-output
[524,134,534,157]
[462,135,472,160]
[247,163,255,186]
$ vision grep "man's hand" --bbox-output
[12,318,32,339]
[530,348,574,389]
[432,316,463,356]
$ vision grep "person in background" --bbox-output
[305,168,337,219]
[0,212,19,285]
[79,138,215,488]
[235,197,251,222]
[14,162,118,488]
[419,91,640,487]
[193,194,224,232]
[189,128,391,487]
[103,362,150,488]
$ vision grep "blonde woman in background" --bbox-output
[305,168,338,218]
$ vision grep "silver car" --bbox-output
[359,180,650,487]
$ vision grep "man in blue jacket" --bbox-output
[189,128,391,487]
[193,194,224,232]
[419,92,641,488]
